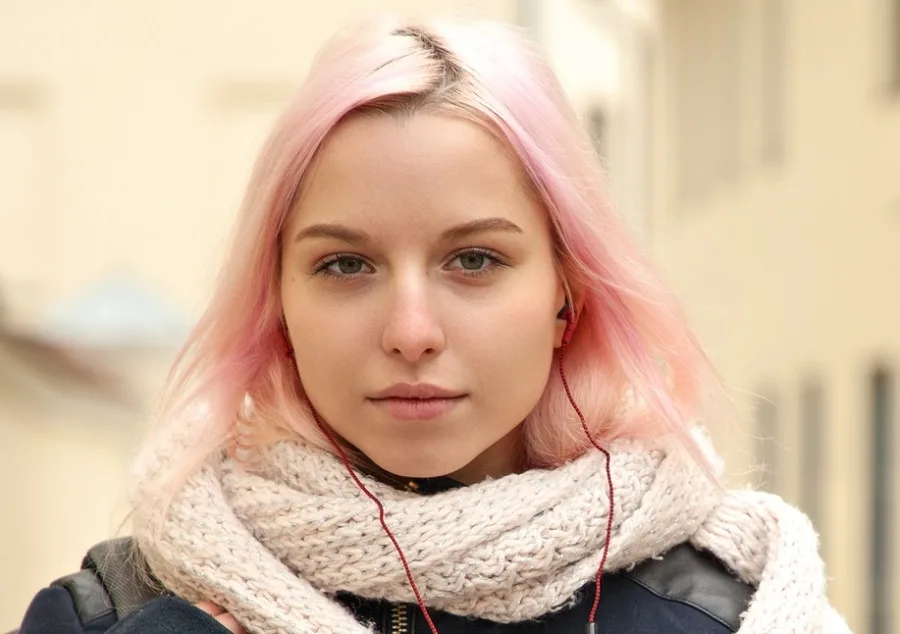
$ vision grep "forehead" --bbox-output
[290,112,544,232]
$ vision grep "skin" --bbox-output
[196,601,246,633]
[280,112,568,483]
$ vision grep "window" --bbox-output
[871,366,895,634]
[515,0,541,33]
[760,0,786,161]
[892,0,900,90]
[755,391,781,492]
[586,107,608,162]
[672,0,788,204]
[673,0,743,202]
[799,380,825,536]
[0,82,46,286]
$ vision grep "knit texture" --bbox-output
[132,428,851,633]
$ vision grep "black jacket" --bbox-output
[15,476,753,634]
[15,536,753,634]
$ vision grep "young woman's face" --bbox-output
[281,113,566,482]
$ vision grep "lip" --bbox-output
[368,382,466,400]
[367,383,467,422]
[369,396,465,421]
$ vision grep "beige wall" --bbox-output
[652,1,900,632]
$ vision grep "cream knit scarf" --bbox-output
[132,428,851,633]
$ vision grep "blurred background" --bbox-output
[0,0,897,632]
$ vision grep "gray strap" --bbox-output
[53,568,115,623]
[82,537,168,620]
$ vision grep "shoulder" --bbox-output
[617,542,754,633]
[15,584,116,634]
[103,597,229,634]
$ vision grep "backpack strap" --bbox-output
[51,568,115,626]
[79,536,168,620]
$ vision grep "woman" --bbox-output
[16,17,849,634]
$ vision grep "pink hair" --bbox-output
[135,17,724,512]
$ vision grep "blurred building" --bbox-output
[3,0,894,632]
[648,1,900,633]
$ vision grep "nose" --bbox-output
[381,285,446,363]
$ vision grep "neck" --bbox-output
[448,425,525,484]
[356,425,526,489]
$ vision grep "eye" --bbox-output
[446,249,507,277]
[458,251,487,271]
[314,255,373,279]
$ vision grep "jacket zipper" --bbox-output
[391,478,418,634]
[390,603,410,634]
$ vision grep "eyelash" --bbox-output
[312,248,508,280]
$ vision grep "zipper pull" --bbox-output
[585,624,598,634]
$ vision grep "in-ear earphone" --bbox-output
[558,299,577,348]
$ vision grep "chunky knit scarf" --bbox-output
[132,429,850,633]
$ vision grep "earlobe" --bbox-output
[554,318,567,348]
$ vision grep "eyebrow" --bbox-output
[293,223,372,245]
[292,217,524,245]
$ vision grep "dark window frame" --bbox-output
[891,0,900,92]
[800,378,826,542]
[586,106,608,162]
[755,390,781,493]
[870,365,895,634]
[760,0,787,162]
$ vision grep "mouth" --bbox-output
[367,383,468,421]
[368,395,467,421]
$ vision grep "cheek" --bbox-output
[282,297,369,402]
[463,285,558,390]
[290,336,362,420]
[292,326,368,376]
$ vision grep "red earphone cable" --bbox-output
[311,409,441,634]
[557,332,615,627]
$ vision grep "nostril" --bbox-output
[392,346,436,356]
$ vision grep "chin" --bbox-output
[369,451,473,481]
